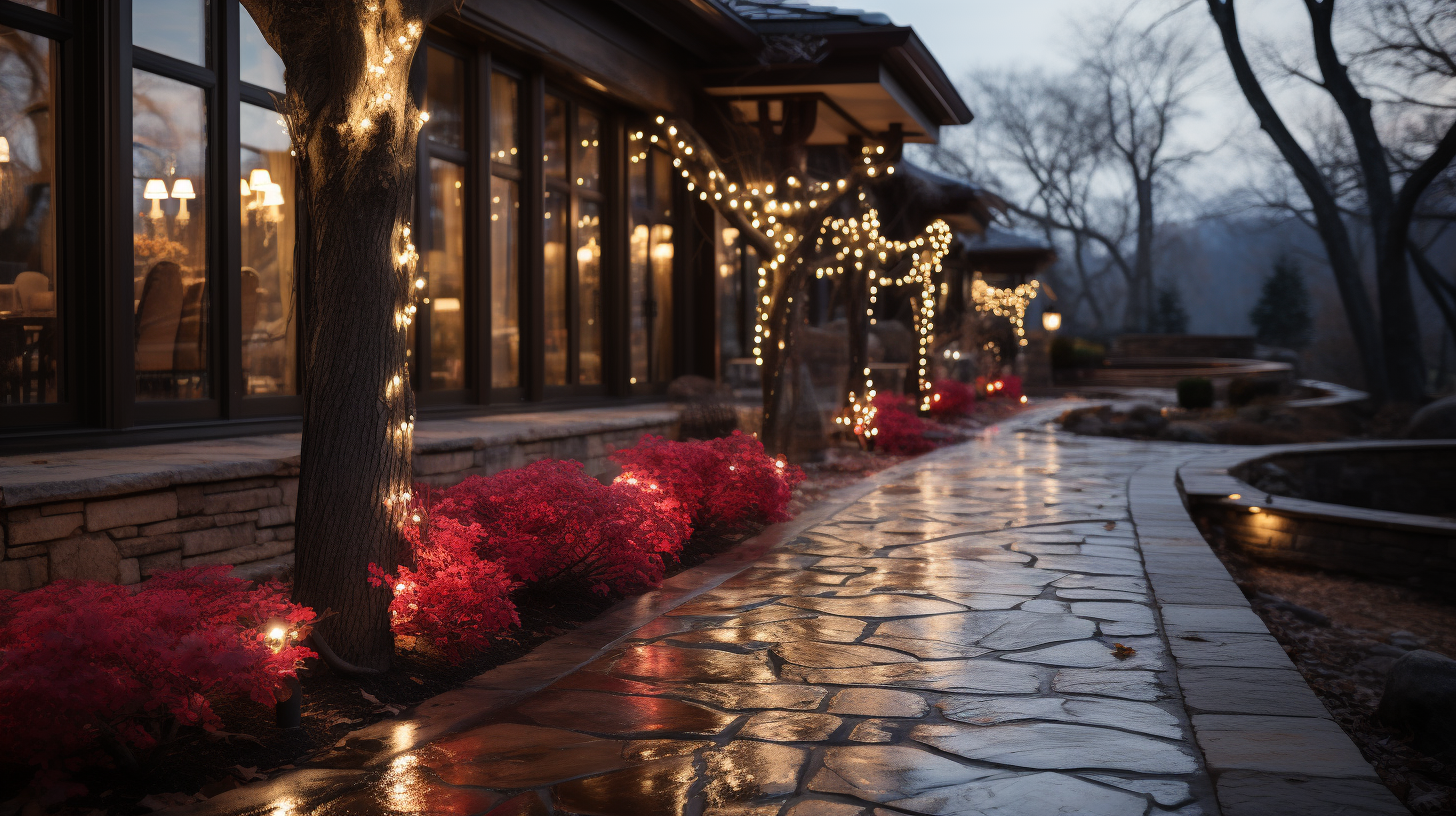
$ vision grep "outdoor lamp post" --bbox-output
[1041,309,1062,332]
[266,622,303,729]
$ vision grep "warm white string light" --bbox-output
[970,279,1040,346]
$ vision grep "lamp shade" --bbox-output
[170,179,195,199]
[1041,310,1062,332]
[0,136,10,163]
[248,168,272,191]
[261,183,285,207]
[143,178,169,200]
[240,178,251,196]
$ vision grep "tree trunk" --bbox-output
[1132,173,1155,333]
[241,0,451,670]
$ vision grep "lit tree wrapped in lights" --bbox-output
[240,0,457,672]
[640,115,980,451]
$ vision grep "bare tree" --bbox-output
[240,0,457,672]
[1206,0,1456,402]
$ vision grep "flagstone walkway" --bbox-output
[186,407,1407,816]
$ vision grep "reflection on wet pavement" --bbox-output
[248,422,1221,815]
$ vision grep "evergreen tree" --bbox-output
[1251,255,1313,349]
[1149,284,1189,334]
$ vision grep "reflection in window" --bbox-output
[575,110,599,190]
[576,202,601,385]
[490,73,518,166]
[715,213,745,365]
[543,190,566,386]
[490,177,519,388]
[239,102,295,396]
[133,69,208,400]
[424,47,464,149]
[427,159,465,390]
[544,95,566,181]
[0,28,57,405]
[133,0,206,66]
[239,6,284,93]
[627,137,675,385]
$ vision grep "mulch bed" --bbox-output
[1201,528,1456,815]
[1,401,1027,816]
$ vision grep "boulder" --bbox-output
[1377,649,1456,755]
[1405,395,1456,439]
[1122,404,1169,437]
[1157,421,1214,444]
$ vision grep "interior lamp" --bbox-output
[143,178,169,221]
[248,168,272,191]
[240,178,251,197]
[1041,309,1062,332]
[170,179,196,227]
[261,182,284,207]
[0,136,10,163]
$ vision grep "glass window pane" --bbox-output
[240,6,284,93]
[424,47,464,149]
[490,176,519,388]
[543,190,566,385]
[132,69,208,400]
[544,95,566,181]
[715,213,743,364]
[426,158,465,390]
[575,109,599,191]
[653,147,674,220]
[627,156,648,386]
[11,1,57,12]
[133,0,205,66]
[490,72,518,167]
[576,201,601,385]
[650,222,674,382]
[239,101,295,396]
[0,28,58,405]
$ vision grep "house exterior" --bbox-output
[0,0,974,588]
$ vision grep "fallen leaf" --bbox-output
[205,729,263,745]
[232,766,266,782]
[410,677,425,685]
[381,704,403,715]
[326,717,362,728]
[360,689,381,705]
[1112,643,1137,660]
[1103,521,1117,530]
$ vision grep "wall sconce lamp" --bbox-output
[170,179,195,227]
[143,178,169,223]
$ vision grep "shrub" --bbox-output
[870,394,937,455]
[436,459,692,596]
[1178,377,1215,409]
[0,567,316,769]
[369,513,519,661]
[1050,336,1107,369]
[926,380,976,418]
[610,431,805,531]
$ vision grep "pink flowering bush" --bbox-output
[870,394,937,455]
[369,513,519,661]
[436,459,692,595]
[926,379,976,418]
[0,567,316,769]
[610,431,805,531]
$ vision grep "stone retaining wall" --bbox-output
[1190,502,1456,594]
[0,414,677,592]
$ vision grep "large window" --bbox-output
[489,71,520,390]
[0,24,58,406]
[627,135,676,386]
[419,46,468,394]
[543,94,603,388]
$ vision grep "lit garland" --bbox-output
[970,279,1040,347]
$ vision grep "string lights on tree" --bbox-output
[970,278,1040,347]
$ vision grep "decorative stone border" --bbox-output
[1178,441,1456,594]
[1129,456,1408,815]
[0,406,678,591]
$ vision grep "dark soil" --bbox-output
[1200,523,1456,815]
[1059,398,1416,446]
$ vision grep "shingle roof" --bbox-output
[723,0,893,26]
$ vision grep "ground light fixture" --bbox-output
[266,621,303,729]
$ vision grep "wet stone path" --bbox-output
[274,423,1247,816]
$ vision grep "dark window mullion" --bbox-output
[132,47,215,88]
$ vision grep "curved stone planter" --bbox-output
[1178,441,1456,597]
[1063,357,1293,392]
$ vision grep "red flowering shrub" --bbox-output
[870,394,937,455]
[369,513,519,661]
[926,379,976,418]
[610,431,805,531]
[0,567,315,769]
[436,459,691,595]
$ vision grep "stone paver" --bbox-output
[181,407,1407,816]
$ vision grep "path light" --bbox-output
[1249,506,1262,514]
[1228,493,1241,500]
[265,620,303,729]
